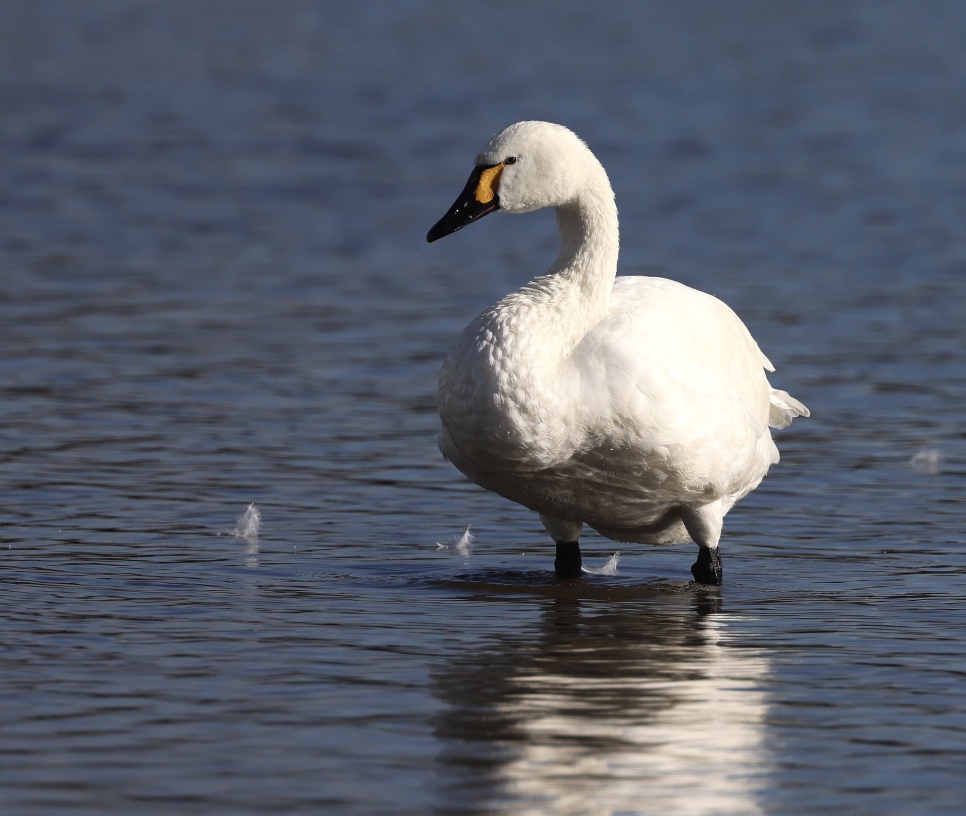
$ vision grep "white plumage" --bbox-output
[428,121,808,581]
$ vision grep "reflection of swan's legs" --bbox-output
[682,502,724,585]
[540,514,583,577]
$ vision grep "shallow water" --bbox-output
[2,2,966,813]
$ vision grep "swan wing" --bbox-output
[768,388,810,429]
[568,277,775,498]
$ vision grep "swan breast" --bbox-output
[439,291,582,471]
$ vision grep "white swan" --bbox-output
[427,122,808,583]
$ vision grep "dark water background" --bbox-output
[2,2,966,813]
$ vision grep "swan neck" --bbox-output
[548,179,619,307]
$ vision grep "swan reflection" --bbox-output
[434,588,769,815]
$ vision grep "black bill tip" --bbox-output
[426,165,501,243]
[426,200,499,242]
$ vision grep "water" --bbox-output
[2,2,966,813]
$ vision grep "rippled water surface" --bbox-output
[2,2,966,813]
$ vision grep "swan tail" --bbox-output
[768,388,810,429]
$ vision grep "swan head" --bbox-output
[426,121,601,242]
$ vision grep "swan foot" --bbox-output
[554,541,582,578]
[691,546,723,585]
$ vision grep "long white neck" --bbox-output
[521,168,620,349]
[441,151,621,461]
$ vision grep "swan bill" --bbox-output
[426,164,503,242]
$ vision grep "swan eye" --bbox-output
[505,156,517,165]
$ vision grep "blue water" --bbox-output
[2,2,966,813]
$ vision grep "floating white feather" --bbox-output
[436,526,474,555]
[231,504,261,542]
[582,552,620,576]
[911,448,942,475]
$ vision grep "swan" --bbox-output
[426,121,808,584]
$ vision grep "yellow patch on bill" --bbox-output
[474,163,505,204]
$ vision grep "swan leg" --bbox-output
[540,514,583,577]
[681,502,724,586]
[690,546,723,586]
[554,541,582,577]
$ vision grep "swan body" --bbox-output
[427,121,808,582]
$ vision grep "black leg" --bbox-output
[554,541,582,577]
[691,546,723,585]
